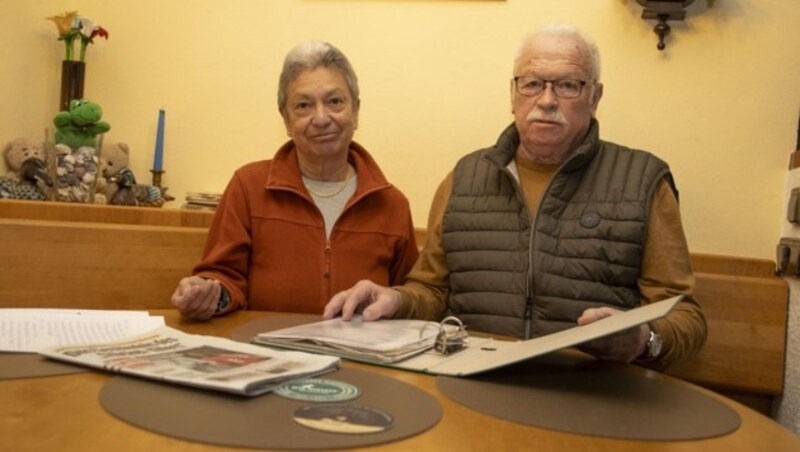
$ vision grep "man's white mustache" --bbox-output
[526,110,566,124]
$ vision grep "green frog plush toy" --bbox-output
[53,99,111,150]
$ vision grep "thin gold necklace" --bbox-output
[304,167,354,198]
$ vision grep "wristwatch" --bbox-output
[643,327,663,360]
[216,287,230,313]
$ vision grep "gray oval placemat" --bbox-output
[0,353,85,379]
[100,367,442,450]
[437,353,741,441]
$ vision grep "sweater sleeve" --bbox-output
[387,195,421,287]
[392,172,454,321]
[638,178,708,370]
[192,172,253,313]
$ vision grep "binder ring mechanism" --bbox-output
[421,316,469,355]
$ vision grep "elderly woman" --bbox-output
[171,41,419,320]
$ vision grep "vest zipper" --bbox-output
[503,161,538,340]
[503,158,566,340]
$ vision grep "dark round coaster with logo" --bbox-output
[436,352,741,441]
[275,378,361,402]
[0,353,85,379]
[99,367,441,450]
[293,404,393,434]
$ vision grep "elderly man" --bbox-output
[325,24,706,370]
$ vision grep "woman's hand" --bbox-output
[170,276,222,321]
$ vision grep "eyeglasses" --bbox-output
[513,76,595,99]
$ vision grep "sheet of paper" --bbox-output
[0,309,165,353]
[0,308,151,317]
[259,316,441,353]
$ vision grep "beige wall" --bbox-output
[2,0,799,260]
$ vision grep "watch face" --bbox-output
[216,289,230,313]
[649,332,663,358]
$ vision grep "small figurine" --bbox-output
[3,138,44,179]
[99,143,170,207]
[0,138,53,200]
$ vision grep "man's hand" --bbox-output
[170,276,222,321]
[323,280,402,321]
[576,307,649,363]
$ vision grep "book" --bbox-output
[254,317,455,363]
[0,308,165,353]
[183,191,222,210]
[39,326,340,397]
[253,295,683,377]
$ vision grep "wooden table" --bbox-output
[1,310,798,452]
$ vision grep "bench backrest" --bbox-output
[0,200,213,310]
[667,254,788,396]
[0,201,788,398]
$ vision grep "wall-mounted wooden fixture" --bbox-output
[635,0,714,51]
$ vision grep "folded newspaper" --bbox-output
[39,326,340,396]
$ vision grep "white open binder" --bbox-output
[255,295,683,376]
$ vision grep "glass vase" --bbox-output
[47,131,102,204]
[60,60,85,112]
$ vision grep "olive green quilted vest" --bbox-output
[443,121,672,338]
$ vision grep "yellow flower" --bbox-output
[46,11,78,37]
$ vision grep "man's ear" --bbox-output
[510,79,516,114]
[590,83,604,116]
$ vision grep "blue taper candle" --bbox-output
[153,108,165,172]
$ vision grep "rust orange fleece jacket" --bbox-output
[193,140,419,314]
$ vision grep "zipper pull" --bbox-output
[324,241,332,279]
[524,297,532,340]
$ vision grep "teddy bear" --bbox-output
[94,142,128,204]
[3,138,45,179]
[53,98,111,150]
[97,142,171,207]
[0,137,53,200]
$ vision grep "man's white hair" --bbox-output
[514,23,601,82]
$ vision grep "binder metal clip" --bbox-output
[424,316,468,355]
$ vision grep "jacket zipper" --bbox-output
[324,240,332,280]
[276,173,393,302]
[315,176,390,285]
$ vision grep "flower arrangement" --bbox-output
[46,11,109,62]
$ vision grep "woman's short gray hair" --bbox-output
[277,41,360,110]
[514,23,601,82]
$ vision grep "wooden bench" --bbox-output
[0,200,788,414]
[668,254,788,413]
[0,200,213,310]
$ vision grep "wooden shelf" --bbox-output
[0,199,214,229]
